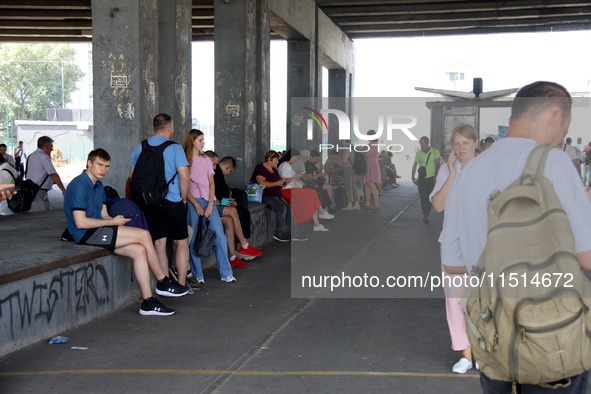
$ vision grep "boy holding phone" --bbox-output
[64,148,189,316]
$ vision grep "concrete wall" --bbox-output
[317,11,355,72]
[270,0,355,71]
[0,255,140,357]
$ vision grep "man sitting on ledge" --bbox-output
[64,148,188,316]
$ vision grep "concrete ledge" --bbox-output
[199,201,276,271]
[0,254,139,357]
[0,202,278,355]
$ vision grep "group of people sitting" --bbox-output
[1,117,401,317]
[250,141,402,242]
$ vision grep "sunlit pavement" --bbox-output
[0,182,482,393]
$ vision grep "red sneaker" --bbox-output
[236,244,262,259]
[230,256,248,268]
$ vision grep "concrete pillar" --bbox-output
[287,40,321,149]
[92,0,159,193]
[214,0,270,188]
[158,0,192,137]
[327,68,348,147]
[92,0,192,194]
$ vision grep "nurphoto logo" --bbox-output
[303,106,418,153]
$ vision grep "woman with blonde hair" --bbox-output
[429,123,479,374]
[182,129,236,284]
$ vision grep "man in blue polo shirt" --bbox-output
[64,148,188,316]
[129,113,191,289]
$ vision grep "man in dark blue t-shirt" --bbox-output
[64,148,189,316]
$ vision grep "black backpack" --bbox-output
[351,152,367,176]
[3,168,47,213]
[130,139,178,206]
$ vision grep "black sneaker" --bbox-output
[273,233,289,242]
[156,276,189,297]
[139,297,175,316]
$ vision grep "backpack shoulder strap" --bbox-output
[520,144,553,186]
[2,168,16,182]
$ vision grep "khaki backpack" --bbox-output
[461,144,591,386]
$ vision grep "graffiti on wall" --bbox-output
[0,263,110,339]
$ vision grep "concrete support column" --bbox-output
[158,0,192,136]
[214,0,270,188]
[327,68,349,147]
[287,40,322,149]
[92,0,159,193]
[92,0,192,193]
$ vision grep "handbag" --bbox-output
[245,183,265,203]
[194,216,216,257]
[417,151,432,180]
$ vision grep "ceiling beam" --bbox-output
[0,20,91,29]
[331,6,591,25]
[0,0,90,9]
[342,14,591,33]
[319,1,591,17]
[347,21,591,38]
[0,10,92,20]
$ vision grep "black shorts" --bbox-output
[142,200,189,241]
[78,226,118,250]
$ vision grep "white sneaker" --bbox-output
[318,212,335,220]
[221,275,237,283]
[452,357,473,374]
[313,224,329,232]
[197,277,205,284]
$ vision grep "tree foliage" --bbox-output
[0,43,85,123]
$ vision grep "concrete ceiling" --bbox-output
[0,0,590,42]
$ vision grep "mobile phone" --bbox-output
[123,213,138,219]
[4,186,20,193]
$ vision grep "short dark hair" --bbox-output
[511,81,571,122]
[219,156,236,168]
[566,137,572,144]
[310,150,320,158]
[0,143,6,149]
[87,148,111,163]
[37,136,54,149]
[484,136,495,144]
[153,113,173,133]
[420,136,429,144]
[203,150,218,160]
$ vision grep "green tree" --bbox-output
[0,43,84,126]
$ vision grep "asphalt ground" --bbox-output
[0,181,484,393]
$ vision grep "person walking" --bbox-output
[411,136,440,223]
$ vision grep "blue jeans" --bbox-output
[262,196,301,238]
[187,199,233,279]
[480,371,589,393]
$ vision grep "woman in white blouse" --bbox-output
[429,124,479,374]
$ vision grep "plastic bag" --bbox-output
[245,184,265,203]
